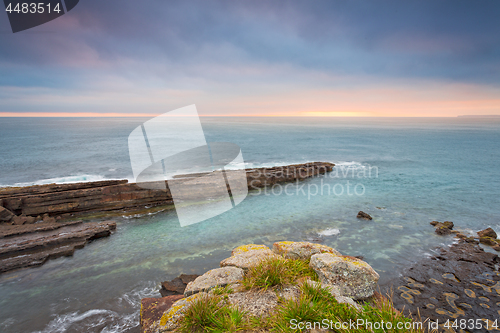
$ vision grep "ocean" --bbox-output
[0,116,499,332]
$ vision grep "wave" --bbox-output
[32,283,158,333]
[0,161,365,188]
[0,175,132,188]
[318,228,340,236]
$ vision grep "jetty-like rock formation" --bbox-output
[0,163,334,274]
[0,220,116,273]
[0,162,334,224]
[141,241,382,333]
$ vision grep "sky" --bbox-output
[0,0,499,117]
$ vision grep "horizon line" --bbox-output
[1,112,498,118]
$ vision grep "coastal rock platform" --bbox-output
[0,220,116,273]
[388,241,500,333]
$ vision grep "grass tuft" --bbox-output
[242,257,318,291]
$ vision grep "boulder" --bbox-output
[25,216,36,224]
[477,227,497,239]
[11,215,27,225]
[0,206,15,223]
[493,244,500,252]
[431,221,454,235]
[221,244,278,270]
[140,295,184,333]
[160,274,199,297]
[309,253,379,300]
[184,266,244,296]
[357,211,372,220]
[272,241,341,260]
[479,237,497,246]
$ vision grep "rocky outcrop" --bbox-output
[309,253,380,300]
[477,227,497,239]
[357,211,372,220]
[430,220,454,235]
[183,266,244,296]
[272,241,341,260]
[0,220,116,273]
[141,241,380,332]
[430,222,500,251]
[388,241,500,333]
[0,162,334,220]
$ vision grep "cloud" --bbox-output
[0,0,499,116]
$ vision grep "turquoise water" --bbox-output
[0,117,499,332]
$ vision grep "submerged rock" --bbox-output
[477,227,497,239]
[309,253,379,300]
[272,241,341,260]
[184,266,244,296]
[357,211,372,220]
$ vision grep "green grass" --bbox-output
[179,294,257,332]
[242,257,318,291]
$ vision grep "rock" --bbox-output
[161,277,186,296]
[454,233,467,239]
[179,274,198,285]
[3,198,22,211]
[272,241,341,260]
[140,295,183,333]
[309,253,379,300]
[221,244,278,270]
[11,215,27,225]
[25,216,36,224]
[335,296,363,311]
[160,274,199,297]
[0,220,117,274]
[479,237,497,246]
[43,215,56,224]
[184,266,244,296]
[357,211,372,220]
[477,227,497,239]
[302,280,361,311]
[0,206,15,223]
[0,162,333,218]
[226,289,280,318]
[493,244,500,251]
[431,221,454,235]
[388,242,500,328]
[155,293,206,331]
[464,237,480,244]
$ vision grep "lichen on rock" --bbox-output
[309,253,379,300]
[272,241,341,260]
